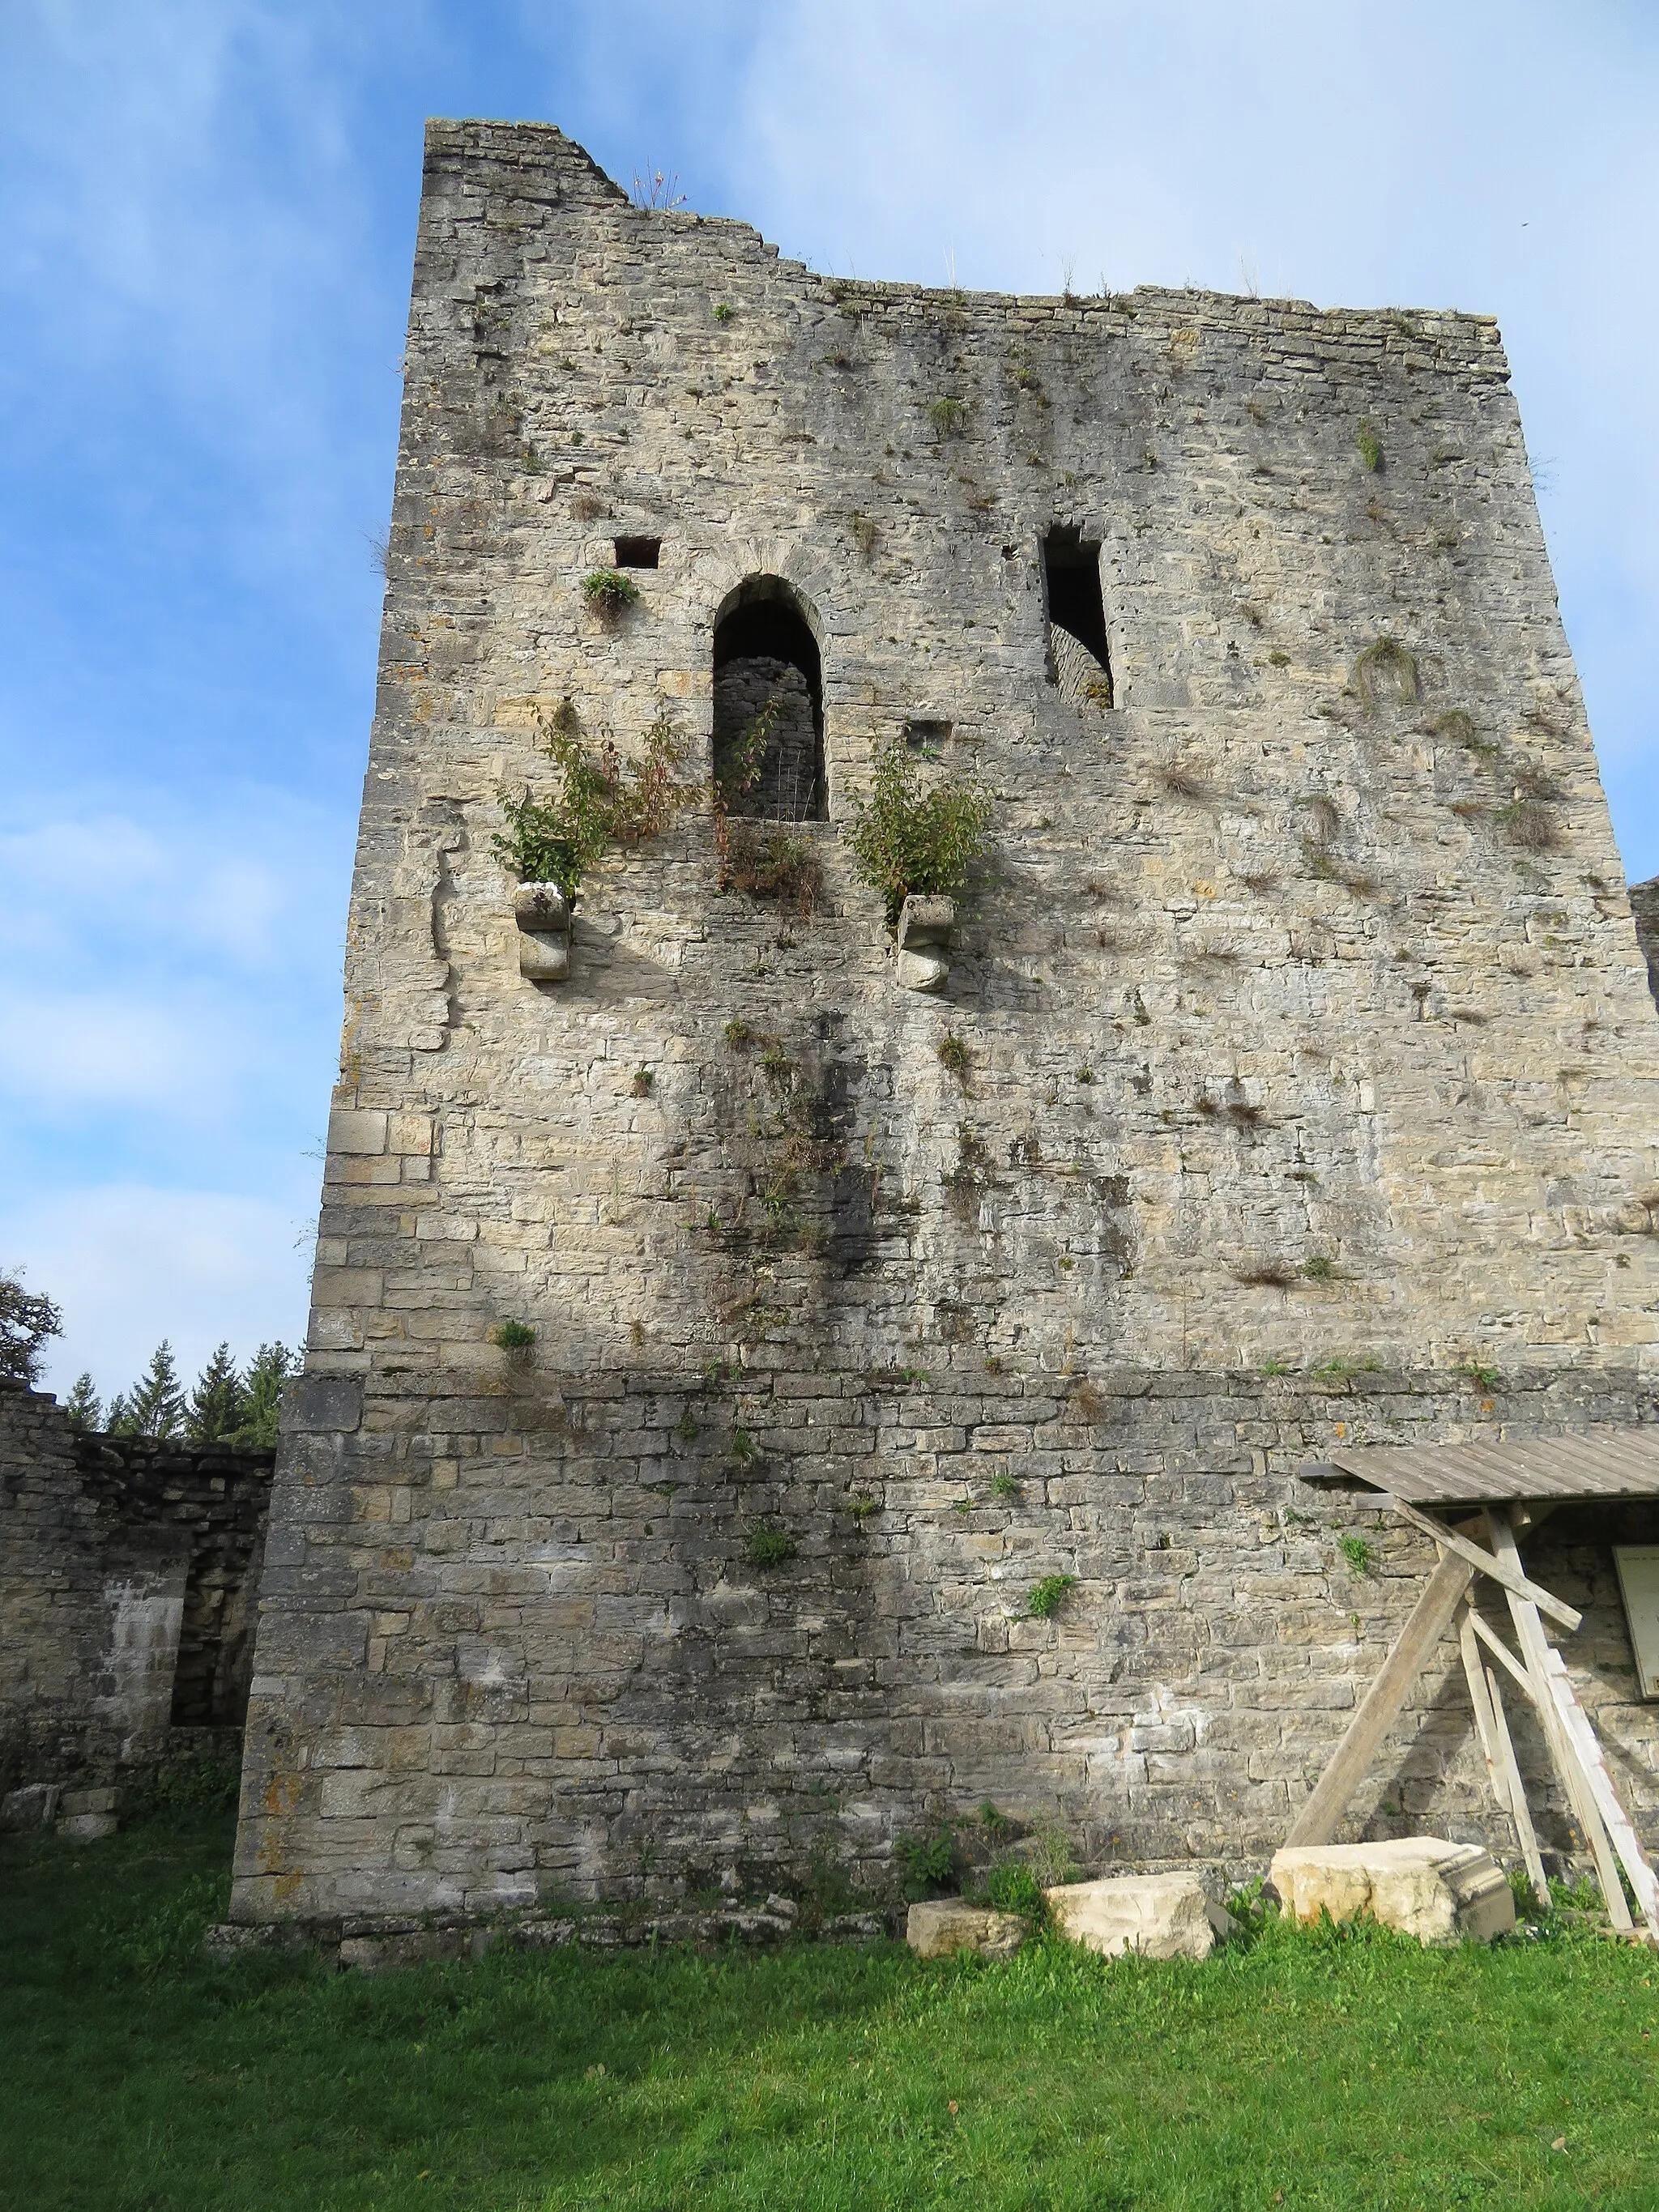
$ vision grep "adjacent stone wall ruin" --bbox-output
[0,1383,274,1808]
[232,120,1659,1925]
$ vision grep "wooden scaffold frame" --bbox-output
[1294,1432,1659,1943]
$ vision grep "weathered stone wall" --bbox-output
[233,119,1659,1922]
[0,1384,274,1794]
[233,1360,1659,1923]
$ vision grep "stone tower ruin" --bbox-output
[231,121,1659,1927]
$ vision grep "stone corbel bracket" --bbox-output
[896,894,954,992]
[514,881,571,981]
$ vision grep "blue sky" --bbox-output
[3,0,1656,1401]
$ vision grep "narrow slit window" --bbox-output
[613,536,661,569]
[1042,527,1113,705]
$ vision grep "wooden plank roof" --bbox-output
[1302,1426,1659,1505]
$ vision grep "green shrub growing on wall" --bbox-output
[493,700,696,897]
[1026,1573,1077,1619]
[581,568,642,620]
[846,736,992,927]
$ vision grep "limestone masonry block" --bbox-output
[1269,1839,1516,1946]
[514,882,571,982]
[896,895,954,991]
[1044,1873,1230,1961]
[906,1899,1030,1962]
[327,1109,388,1157]
[897,896,955,948]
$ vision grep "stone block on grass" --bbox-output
[1269,1838,1516,1946]
[1044,1873,1229,1962]
[906,1899,1029,1962]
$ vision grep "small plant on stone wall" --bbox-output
[846,735,992,928]
[631,1066,655,1097]
[713,300,734,322]
[1337,1534,1375,1577]
[711,693,822,920]
[1497,795,1560,853]
[721,822,822,920]
[936,1031,973,1086]
[745,1520,796,1569]
[1026,1573,1077,1620]
[1357,419,1384,472]
[729,1426,757,1467]
[1068,1379,1109,1422]
[1461,1361,1502,1390]
[492,1319,535,1350]
[983,1859,1047,1925]
[895,1823,957,1899]
[1353,634,1419,708]
[582,568,642,622]
[1024,1821,1081,1889]
[988,1472,1022,1501]
[493,699,697,897]
[927,396,967,437]
[847,1489,881,1521]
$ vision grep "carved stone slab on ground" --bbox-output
[906,1899,1030,1961]
[1044,1873,1230,1961]
[1269,1839,1516,1945]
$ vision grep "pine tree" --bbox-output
[62,1373,102,1430]
[186,1342,249,1443]
[232,1342,294,1447]
[119,1341,187,1440]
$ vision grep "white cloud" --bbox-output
[0,988,229,1117]
[0,795,342,976]
[5,1183,315,1408]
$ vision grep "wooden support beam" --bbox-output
[1286,1549,1473,1848]
[1535,1641,1659,1942]
[1467,1605,1537,1705]
[1460,1609,1511,1816]
[1486,1665,1550,1913]
[1486,1507,1636,1936]
[1387,1497,1582,1631]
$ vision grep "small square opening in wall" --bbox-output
[613,536,661,569]
[903,718,953,752]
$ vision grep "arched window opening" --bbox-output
[712,577,825,821]
[1043,527,1114,706]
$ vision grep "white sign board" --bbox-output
[1614,1546,1659,1701]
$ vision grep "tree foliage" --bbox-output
[109,1342,187,1441]
[232,1342,294,1447]
[0,1267,62,1386]
[186,1343,248,1444]
[844,737,992,927]
[493,699,697,897]
[62,1374,102,1430]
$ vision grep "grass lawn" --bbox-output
[4,1807,1659,2210]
